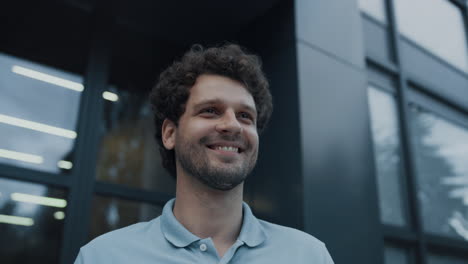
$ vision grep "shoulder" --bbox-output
[75,218,161,263]
[258,220,334,263]
[259,219,324,247]
[90,218,158,247]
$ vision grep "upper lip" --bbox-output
[207,142,245,152]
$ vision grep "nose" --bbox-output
[215,110,242,134]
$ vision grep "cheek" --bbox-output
[180,120,216,142]
[245,128,259,148]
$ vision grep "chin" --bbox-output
[206,180,244,191]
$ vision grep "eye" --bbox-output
[200,107,219,115]
[238,112,254,122]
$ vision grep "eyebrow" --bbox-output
[193,99,257,116]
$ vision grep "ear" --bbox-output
[162,119,176,150]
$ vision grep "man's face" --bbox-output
[170,74,259,191]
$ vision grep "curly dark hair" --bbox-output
[150,43,273,178]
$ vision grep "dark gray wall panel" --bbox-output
[295,0,365,69]
[401,39,468,111]
[239,0,304,230]
[296,42,383,264]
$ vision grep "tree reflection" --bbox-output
[368,87,406,226]
[411,105,468,240]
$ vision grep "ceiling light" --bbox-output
[0,214,34,226]
[57,160,73,170]
[0,148,43,164]
[54,211,65,220]
[12,65,84,92]
[11,193,67,208]
[0,113,77,139]
[102,91,119,102]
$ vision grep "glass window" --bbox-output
[358,0,388,24]
[394,0,468,72]
[0,177,67,264]
[428,253,468,264]
[410,105,468,241]
[384,244,410,264]
[0,53,82,174]
[367,86,407,226]
[95,89,176,194]
[89,195,163,241]
[95,30,177,194]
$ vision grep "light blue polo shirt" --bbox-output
[74,199,334,264]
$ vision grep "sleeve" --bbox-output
[322,244,334,264]
[73,249,85,264]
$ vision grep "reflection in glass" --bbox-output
[394,0,468,72]
[0,177,67,264]
[0,53,83,173]
[410,105,468,241]
[358,0,387,24]
[367,86,406,226]
[428,253,468,264]
[89,195,163,241]
[384,245,410,264]
[95,88,176,194]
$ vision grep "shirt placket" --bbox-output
[194,238,245,264]
[218,240,245,264]
[195,238,219,264]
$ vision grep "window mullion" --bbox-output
[386,0,428,263]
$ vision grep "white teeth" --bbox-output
[215,146,239,152]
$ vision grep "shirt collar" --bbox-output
[238,201,267,247]
[160,199,200,247]
[160,198,266,248]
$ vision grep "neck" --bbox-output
[173,169,244,257]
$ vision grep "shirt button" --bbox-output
[199,243,207,252]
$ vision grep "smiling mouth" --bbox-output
[207,145,242,154]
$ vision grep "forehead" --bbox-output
[187,74,256,110]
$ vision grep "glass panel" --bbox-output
[0,53,82,174]
[384,245,410,264]
[367,86,407,226]
[89,195,163,241]
[95,30,176,194]
[95,89,176,194]
[358,0,387,24]
[428,253,468,264]
[394,0,468,72]
[0,177,67,264]
[410,105,468,240]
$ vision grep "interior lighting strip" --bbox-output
[102,91,119,102]
[12,65,84,92]
[54,211,65,220]
[0,148,43,164]
[0,114,77,139]
[57,160,73,170]
[0,214,34,226]
[12,65,119,103]
[11,193,67,208]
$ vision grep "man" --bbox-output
[74,44,334,263]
